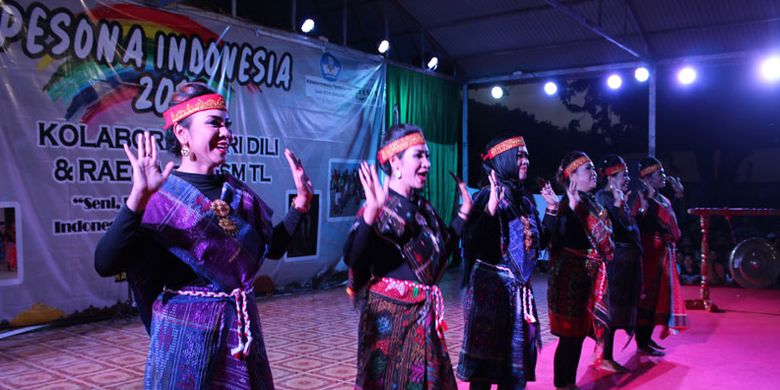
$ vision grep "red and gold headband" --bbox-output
[603,162,627,177]
[377,132,427,164]
[563,156,592,179]
[640,163,662,178]
[163,93,227,128]
[481,136,527,161]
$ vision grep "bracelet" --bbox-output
[545,207,558,216]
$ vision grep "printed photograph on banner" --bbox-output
[0,203,22,286]
[327,159,364,221]
[286,191,321,260]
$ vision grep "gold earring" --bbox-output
[395,170,402,179]
[181,147,190,158]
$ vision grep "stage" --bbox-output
[1,270,778,389]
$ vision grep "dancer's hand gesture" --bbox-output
[285,149,314,212]
[124,132,174,212]
[611,184,628,208]
[358,162,388,225]
[566,180,581,211]
[540,181,559,212]
[668,176,685,198]
[450,171,472,220]
[486,170,504,216]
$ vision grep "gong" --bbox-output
[729,238,780,289]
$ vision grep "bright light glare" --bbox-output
[427,57,439,70]
[377,40,390,54]
[760,56,780,81]
[490,86,504,99]
[301,19,315,33]
[678,67,697,85]
[635,67,649,82]
[607,74,623,90]
[543,81,558,96]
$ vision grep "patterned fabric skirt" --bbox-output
[145,286,274,390]
[637,235,688,334]
[457,261,539,389]
[547,249,605,339]
[606,243,642,330]
[355,277,457,390]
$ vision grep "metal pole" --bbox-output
[648,66,656,157]
[231,0,236,18]
[343,0,348,45]
[462,83,469,184]
[291,0,297,32]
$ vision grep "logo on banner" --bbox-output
[320,53,342,81]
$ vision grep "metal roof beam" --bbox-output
[544,0,642,58]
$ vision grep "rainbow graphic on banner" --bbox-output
[38,4,220,126]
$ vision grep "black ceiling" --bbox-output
[172,0,780,82]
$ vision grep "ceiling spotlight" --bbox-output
[301,19,315,33]
[427,56,438,70]
[635,67,650,82]
[678,66,697,85]
[490,86,504,99]
[760,56,780,82]
[543,81,558,96]
[607,74,623,90]
[377,40,390,54]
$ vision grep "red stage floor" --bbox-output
[1,270,778,389]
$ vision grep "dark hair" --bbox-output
[639,156,663,173]
[598,154,626,186]
[556,150,589,187]
[480,133,526,187]
[378,124,424,174]
[164,82,219,156]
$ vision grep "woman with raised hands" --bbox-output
[545,151,615,390]
[457,134,554,390]
[343,124,472,390]
[94,82,312,389]
[593,154,643,372]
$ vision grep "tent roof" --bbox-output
[179,0,780,82]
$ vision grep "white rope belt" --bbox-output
[164,287,254,358]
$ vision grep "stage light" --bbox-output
[377,40,390,54]
[760,56,780,81]
[678,67,697,85]
[427,56,438,70]
[635,67,650,82]
[301,19,315,33]
[543,81,558,96]
[607,74,623,90]
[490,86,504,99]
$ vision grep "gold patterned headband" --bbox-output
[163,93,227,128]
[481,136,527,161]
[603,162,627,177]
[563,156,592,179]
[377,132,427,164]
[640,163,662,178]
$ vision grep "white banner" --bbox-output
[0,1,385,324]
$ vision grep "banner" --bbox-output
[0,1,385,324]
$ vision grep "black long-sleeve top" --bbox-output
[94,171,302,289]
[343,190,465,284]
[463,188,552,266]
[545,193,596,253]
[596,189,642,250]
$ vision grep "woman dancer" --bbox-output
[458,135,555,389]
[594,154,643,371]
[633,157,688,355]
[95,82,313,389]
[344,124,472,389]
[546,151,614,390]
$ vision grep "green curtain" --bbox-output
[385,65,461,222]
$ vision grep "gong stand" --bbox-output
[686,208,780,312]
